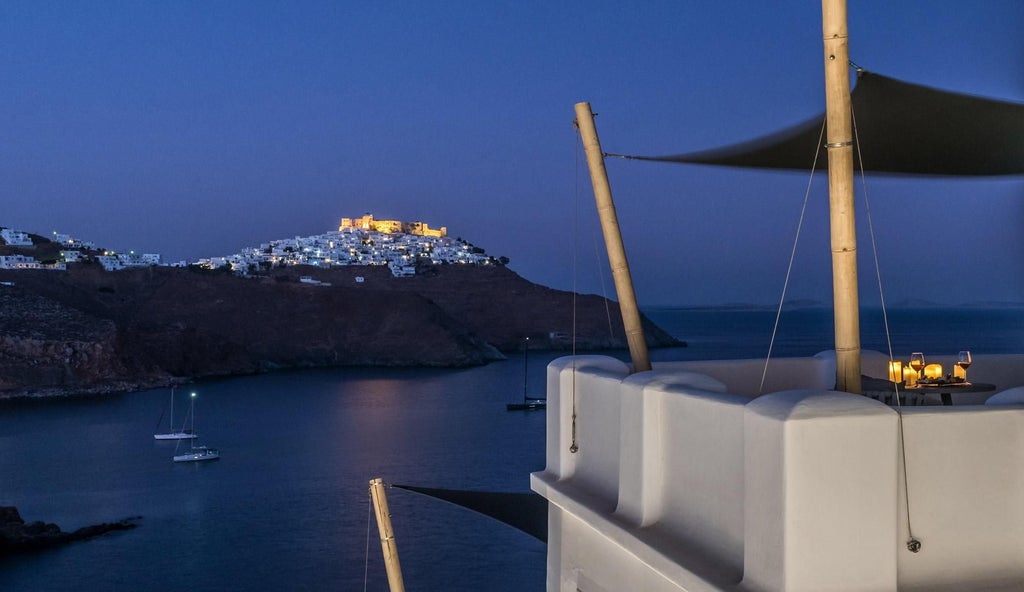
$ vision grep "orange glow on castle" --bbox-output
[338,214,447,238]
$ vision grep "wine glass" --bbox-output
[957,350,972,381]
[909,352,925,378]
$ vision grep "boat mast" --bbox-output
[189,392,197,439]
[821,0,862,393]
[522,336,529,399]
[574,102,652,373]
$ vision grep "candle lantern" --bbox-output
[903,366,918,387]
[924,363,943,380]
[889,361,903,382]
[953,364,966,380]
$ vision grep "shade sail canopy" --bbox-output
[394,484,547,542]
[613,70,1024,176]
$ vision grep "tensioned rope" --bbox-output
[593,234,615,338]
[758,120,827,395]
[601,62,923,549]
[851,105,921,553]
[569,122,581,454]
[763,87,919,552]
[757,76,919,552]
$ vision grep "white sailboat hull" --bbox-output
[173,446,220,462]
[154,432,197,440]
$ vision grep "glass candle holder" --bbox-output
[903,366,918,387]
[889,360,903,382]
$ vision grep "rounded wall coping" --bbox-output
[549,354,629,376]
[985,385,1024,406]
[624,369,729,394]
[747,389,897,421]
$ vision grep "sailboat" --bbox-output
[153,387,198,440]
[506,337,546,411]
[172,392,220,463]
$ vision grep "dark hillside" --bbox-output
[0,264,679,397]
[264,264,675,351]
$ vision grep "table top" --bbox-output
[908,381,996,393]
[861,375,996,393]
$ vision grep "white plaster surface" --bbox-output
[534,353,1024,592]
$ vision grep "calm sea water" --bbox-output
[1,307,1021,591]
[644,306,1024,360]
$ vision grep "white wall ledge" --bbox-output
[535,353,1024,592]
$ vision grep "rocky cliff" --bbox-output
[0,263,680,398]
[0,506,139,556]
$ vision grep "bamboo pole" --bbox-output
[574,102,652,373]
[821,0,862,393]
[369,478,405,592]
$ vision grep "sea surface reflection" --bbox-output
[0,361,554,591]
[1,306,1020,591]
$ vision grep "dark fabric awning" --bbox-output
[610,70,1024,176]
[394,484,547,543]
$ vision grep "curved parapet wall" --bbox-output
[741,390,899,591]
[533,353,1024,592]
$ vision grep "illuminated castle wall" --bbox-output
[338,214,447,238]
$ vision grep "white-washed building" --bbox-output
[388,260,416,277]
[209,223,501,275]
[0,229,33,246]
[116,252,160,267]
[0,255,40,269]
[96,255,126,271]
[52,232,93,249]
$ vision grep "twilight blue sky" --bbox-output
[2,1,1021,306]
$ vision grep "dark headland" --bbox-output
[0,506,139,558]
[0,262,681,398]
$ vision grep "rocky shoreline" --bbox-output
[0,263,682,399]
[0,506,140,557]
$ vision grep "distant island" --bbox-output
[648,299,1024,312]
[0,219,681,398]
[1,213,505,274]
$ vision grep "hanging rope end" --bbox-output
[906,538,922,553]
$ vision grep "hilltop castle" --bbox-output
[339,214,446,238]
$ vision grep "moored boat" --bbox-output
[172,392,221,463]
[173,445,220,463]
[506,337,546,411]
[505,399,546,411]
[153,387,198,440]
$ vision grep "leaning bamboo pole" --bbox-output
[574,102,652,373]
[821,0,862,393]
[369,478,405,592]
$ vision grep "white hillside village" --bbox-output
[0,214,501,277]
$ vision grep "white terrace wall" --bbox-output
[653,353,837,397]
[619,374,747,575]
[535,356,759,592]
[543,356,630,508]
[662,350,1024,402]
[741,390,900,592]
[895,406,1024,591]
[534,353,1024,592]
